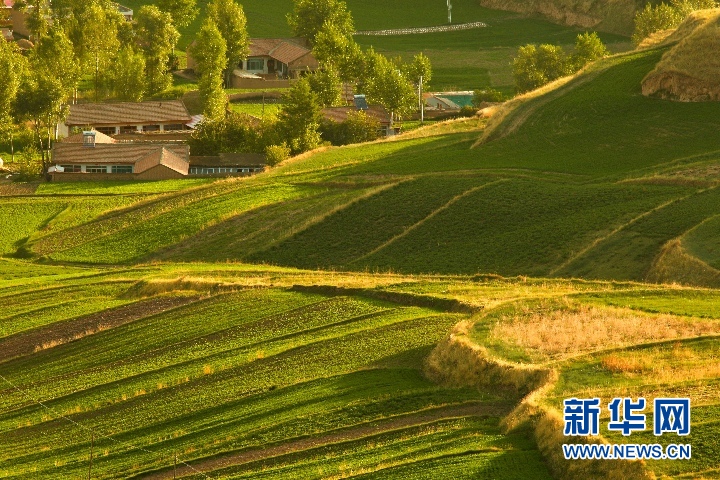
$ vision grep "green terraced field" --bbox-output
[0,265,561,479]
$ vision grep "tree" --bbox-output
[472,88,505,106]
[0,41,26,148]
[157,0,198,29]
[277,77,323,154]
[287,0,354,44]
[513,44,571,93]
[32,26,80,99]
[20,0,50,39]
[68,3,122,100]
[363,50,416,126]
[207,0,249,87]
[15,73,68,170]
[188,112,262,155]
[135,5,180,94]
[108,47,146,101]
[571,32,608,71]
[320,110,380,146]
[313,22,364,82]
[402,52,433,86]
[307,66,343,107]
[190,18,228,119]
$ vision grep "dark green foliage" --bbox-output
[472,88,505,106]
[135,5,180,94]
[287,0,354,44]
[278,77,323,154]
[188,111,261,155]
[108,47,146,101]
[570,32,609,71]
[207,0,249,86]
[190,18,228,119]
[513,44,571,93]
[319,110,381,146]
[632,0,717,44]
[157,0,197,28]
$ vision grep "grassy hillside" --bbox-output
[137,0,631,91]
[1,262,719,478]
[461,284,720,479]
[0,263,562,479]
[12,46,720,287]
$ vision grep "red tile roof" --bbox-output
[321,105,391,125]
[52,143,189,166]
[249,38,311,64]
[61,130,116,144]
[66,100,191,127]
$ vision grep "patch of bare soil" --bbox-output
[0,296,200,362]
[642,71,720,102]
[140,402,509,479]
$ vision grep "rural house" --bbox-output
[49,130,266,181]
[59,100,193,138]
[188,38,318,88]
[50,131,191,181]
[321,96,395,136]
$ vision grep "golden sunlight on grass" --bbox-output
[491,304,719,359]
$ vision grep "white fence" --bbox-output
[354,21,487,36]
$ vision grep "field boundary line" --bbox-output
[349,179,509,265]
[549,190,707,276]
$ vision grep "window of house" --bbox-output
[190,167,199,174]
[111,165,133,173]
[96,127,116,136]
[86,165,107,173]
[164,124,184,131]
[246,58,264,71]
[60,165,81,172]
[119,125,136,134]
[143,125,161,132]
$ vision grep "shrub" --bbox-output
[513,44,571,93]
[319,110,381,146]
[472,88,505,106]
[265,143,290,166]
[632,0,717,44]
[457,106,478,117]
[571,32,609,71]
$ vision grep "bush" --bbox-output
[632,0,717,44]
[571,32,609,71]
[457,106,479,117]
[188,112,261,155]
[513,44,572,93]
[472,88,505,106]
[319,110,381,146]
[265,143,291,166]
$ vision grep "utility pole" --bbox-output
[174,452,177,479]
[447,0,452,24]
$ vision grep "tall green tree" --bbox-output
[287,0,354,44]
[307,66,343,107]
[312,21,364,82]
[69,3,122,100]
[207,0,249,87]
[363,50,416,126]
[402,52,433,86]
[15,73,68,169]
[108,47,147,101]
[157,0,198,29]
[32,26,81,99]
[0,41,26,144]
[278,77,323,154]
[190,19,228,120]
[135,5,180,94]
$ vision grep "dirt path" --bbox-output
[141,402,509,479]
[0,296,200,362]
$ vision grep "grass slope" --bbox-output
[0,265,558,479]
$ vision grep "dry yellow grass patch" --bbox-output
[491,303,719,359]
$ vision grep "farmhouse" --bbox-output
[59,100,193,138]
[321,96,395,136]
[50,131,190,181]
[49,130,266,181]
[188,38,318,88]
